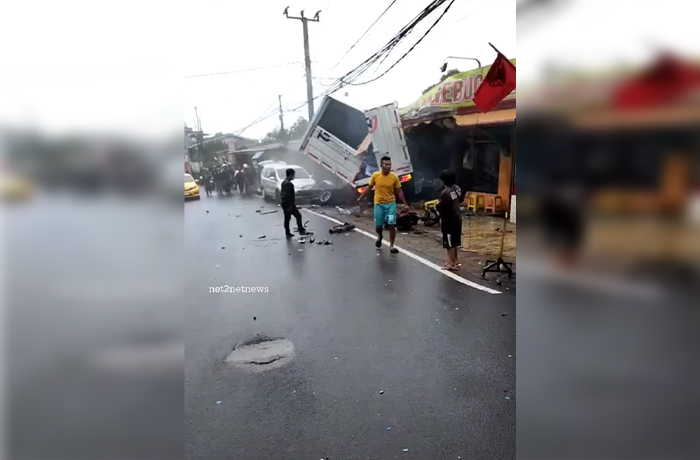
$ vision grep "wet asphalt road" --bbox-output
[185,192,516,460]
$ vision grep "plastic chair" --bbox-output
[476,195,485,212]
[466,194,476,213]
[485,195,496,214]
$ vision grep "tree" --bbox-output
[189,130,227,167]
[261,127,288,145]
[260,117,309,145]
[422,68,461,94]
[288,117,309,140]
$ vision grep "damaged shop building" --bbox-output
[399,59,516,217]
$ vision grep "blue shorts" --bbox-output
[374,202,397,227]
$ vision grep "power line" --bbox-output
[350,0,456,85]
[305,0,453,99]
[232,71,308,135]
[237,0,454,130]
[185,62,301,78]
[327,0,399,73]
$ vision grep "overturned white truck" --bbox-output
[298,96,414,197]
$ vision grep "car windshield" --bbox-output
[277,168,310,179]
[184,174,195,183]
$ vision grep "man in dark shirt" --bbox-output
[436,169,463,271]
[281,168,307,238]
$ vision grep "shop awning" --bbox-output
[400,58,516,124]
[455,108,516,127]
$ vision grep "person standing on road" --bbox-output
[235,168,245,193]
[357,156,408,254]
[242,164,255,195]
[281,168,307,238]
[437,169,463,271]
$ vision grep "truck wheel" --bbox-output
[319,190,332,204]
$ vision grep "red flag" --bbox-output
[613,54,700,109]
[473,53,516,113]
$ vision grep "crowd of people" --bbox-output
[199,164,258,197]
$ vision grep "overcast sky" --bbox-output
[2,0,697,141]
[183,0,516,139]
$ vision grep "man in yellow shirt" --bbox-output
[357,156,409,253]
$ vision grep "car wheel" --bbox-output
[319,190,332,204]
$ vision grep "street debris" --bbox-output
[386,426,392,431]
[505,396,510,400]
[403,448,409,452]
[309,237,315,243]
[216,401,221,404]
[253,316,256,321]
[323,239,333,245]
[255,210,261,213]
[215,264,220,269]
[501,313,508,317]
[508,354,512,358]
[260,210,278,215]
[296,237,306,244]
[329,222,355,234]
[235,215,241,217]
[379,390,384,395]
[239,235,243,238]
[258,235,266,239]
[298,249,303,252]
[221,246,225,249]
[206,210,209,214]
[336,205,360,216]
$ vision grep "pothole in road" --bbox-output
[225,337,295,373]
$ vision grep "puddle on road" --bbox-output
[225,337,294,373]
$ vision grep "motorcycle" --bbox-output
[418,199,440,227]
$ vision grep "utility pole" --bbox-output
[278,94,286,144]
[284,7,320,122]
[194,106,204,163]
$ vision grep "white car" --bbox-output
[260,164,318,203]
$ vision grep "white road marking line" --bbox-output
[304,209,501,294]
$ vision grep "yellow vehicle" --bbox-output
[185,173,200,200]
[1,173,34,202]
